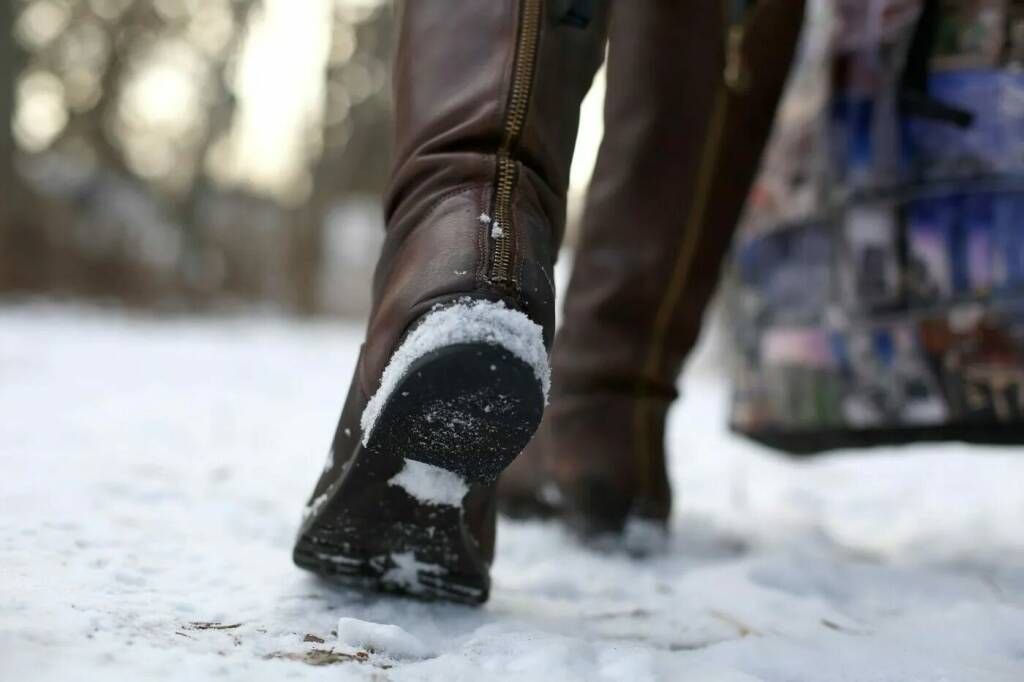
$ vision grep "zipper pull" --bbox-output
[725,22,751,93]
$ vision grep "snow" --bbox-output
[388,460,469,506]
[380,552,448,597]
[303,492,330,522]
[618,518,670,556]
[360,298,550,442]
[478,213,505,239]
[2,304,1024,681]
[335,618,433,661]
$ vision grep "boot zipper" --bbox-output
[489,0,543,287]
[724,0,753,92]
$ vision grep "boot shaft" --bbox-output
[501,0,807,532]
[364,0,609,390]
[557,0,807,398]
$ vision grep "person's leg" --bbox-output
[499,0,806,538]
[293,1,608,603]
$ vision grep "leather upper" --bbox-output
[500,0,808,532]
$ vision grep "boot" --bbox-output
[498,0,806,539]
[293,0,608,603]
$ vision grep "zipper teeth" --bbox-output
[503,0,540,147]
[491,0,542,285]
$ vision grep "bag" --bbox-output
[729,0,1024,453]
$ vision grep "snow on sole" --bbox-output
[294,342,545,604]
[365,341,545,482]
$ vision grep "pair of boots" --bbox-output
[294,0,805,603]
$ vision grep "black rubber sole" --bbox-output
[364,343,545,483]
[293,342,544,604]
[293,447,490,603]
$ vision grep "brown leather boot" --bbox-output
[293,1,608,603]
[498,0,806,540]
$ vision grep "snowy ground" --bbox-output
[2,304,1023,681]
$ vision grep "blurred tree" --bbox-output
[1,0,394,315]
[0,0,36,290]
[1,0,22,213]
[294,1,393,314]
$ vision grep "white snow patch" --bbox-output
[360,298,549,442]
[314,552,360,566]
[335,617,434,660]
[621,517,669,556]
[478,212,492,224]
[388,459,468,506]
[539,481,563,507]
[490,222,505,239]
[302,492,329,521]
[381,551,444,594]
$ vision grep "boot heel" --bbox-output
[293,449,492,604]
[361,299,549,482]
[364,341,545,482]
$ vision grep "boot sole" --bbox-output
[293,342,544,604]
[365,342,545,482]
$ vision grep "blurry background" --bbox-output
[0,0,609,318]
[0,0,386,316]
